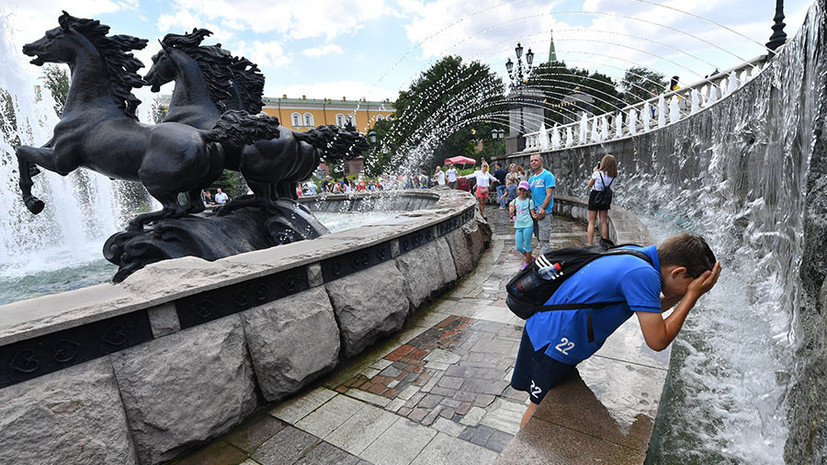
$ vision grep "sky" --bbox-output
[0,0,816,108]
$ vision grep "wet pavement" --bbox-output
[170,207,588,465]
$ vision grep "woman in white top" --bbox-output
[434,165,446,186]
[586,154,618,245]
[461,160,497,216]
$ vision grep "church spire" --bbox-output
[548,29,557,63]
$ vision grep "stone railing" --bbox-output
[522,54,768,151]
[0,188,490,465]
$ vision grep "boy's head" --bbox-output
[657,233,717,297]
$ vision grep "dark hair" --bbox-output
[657,233,716,278]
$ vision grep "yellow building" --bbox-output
[261,95,395,133]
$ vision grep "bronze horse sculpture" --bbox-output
[143,28,369,212]
[16,12,280,230]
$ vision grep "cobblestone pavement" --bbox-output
[170,207,587,465]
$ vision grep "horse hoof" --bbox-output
[25,197,44,214]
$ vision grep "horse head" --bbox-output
[144,42,178,93]
[22,14,86,66]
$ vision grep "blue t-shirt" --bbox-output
[525,245,662,365]
[528,169,556,213]
[512,198,535,228]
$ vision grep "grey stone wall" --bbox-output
[0,188,490,465]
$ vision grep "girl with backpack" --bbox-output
[510,181,537,270]
[587,154,618,245]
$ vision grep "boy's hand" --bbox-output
[687,261,721,297]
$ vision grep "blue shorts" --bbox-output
[511,328,574,404]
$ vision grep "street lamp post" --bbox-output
[505,43,535,153]
[766,0,787,59]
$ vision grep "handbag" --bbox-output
[594,173,613,209]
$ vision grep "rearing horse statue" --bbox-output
[16,12,280,229]
[143,28,369,212]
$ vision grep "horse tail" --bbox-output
[293,124,370,162]
[205,110,280,146]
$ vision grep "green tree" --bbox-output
[526,61,619,124]
[379,56,506,173]
[41,64,70,116]
[620,66,667,104]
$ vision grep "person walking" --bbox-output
[587,154,618,245]
[509,181,536,270]
[527,154,556,255]
[460,161,498,217]
[434,165,446,186]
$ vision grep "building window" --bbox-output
[304,112,314,127]
[291,112,301,127]
[376,115,385,121]
[347,114,356,127]
[336,113,346,126]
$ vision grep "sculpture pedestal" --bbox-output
[104,200,328,283]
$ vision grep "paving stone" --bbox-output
[397,385,420,401]
[385,398,406,412]
[370,359,392,370]
[408,407,428,422]
[225,412,287,453]
[294,442,363,465]
[469,425,496,446]
[430,386,457,397]
[380,365,403,378]
[409,432,498,465]
[439,407,456,419]
[168,440,247,465]
[432,416,466,437]
[405,392,426,408]
[360,419,436,465]
[438,376,465,390]
[270,387,337,424]
[421,404,444,426]
[347,388,392,408]
[295,395,364,438]
[325,404,399,455]
[440,398,462,408]
[424,348,461,365]
[418,394,444,409]
[474,393,498,406]
[460,406,487,426]
[485,430,514,453]
[252,426,318,465]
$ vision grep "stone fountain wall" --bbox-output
[0,189,490,465]
[500,1,827,461]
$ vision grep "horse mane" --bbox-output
[59,12,147,119]
[161,28,264,113]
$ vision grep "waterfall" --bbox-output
[0,15,123,282]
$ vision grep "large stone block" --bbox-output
[0,358,138,465]
[395,238,458,311]
[445,220,485,278]
[240,287,340,402]
[111,316,257,465]
[325,261,410,358]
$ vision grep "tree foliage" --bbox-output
[620,66,667,104]
[41,64,70,116]
[371,56,506,174]
[525,61,618,124]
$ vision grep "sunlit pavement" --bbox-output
[170,206,588,465]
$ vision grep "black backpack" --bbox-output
[505,240,653,341]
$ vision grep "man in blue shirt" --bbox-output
[511,233,721,427]
[528,154,556,255]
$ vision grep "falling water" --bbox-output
[0,14,121,302]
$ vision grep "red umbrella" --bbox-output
[444,156,477,166]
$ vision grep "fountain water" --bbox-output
[0,15,122,302]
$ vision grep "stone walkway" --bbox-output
[170,208,588,465]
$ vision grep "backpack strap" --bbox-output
[536,249,653,342]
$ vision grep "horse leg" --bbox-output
[15,145,62,214]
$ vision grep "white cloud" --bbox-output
[302,44,343,57]
[163,0,386,40]
[233,40,291,69]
